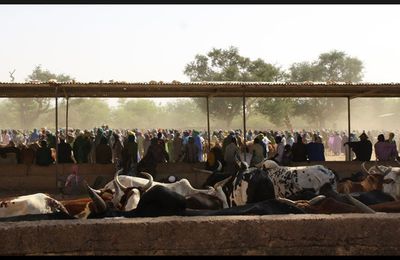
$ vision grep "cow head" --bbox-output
[382,167,400,201]
[361,162,400,200]
[113,171,154,211]
[357,162,392,191]
[361,162,392,176]
[85,171,154,217]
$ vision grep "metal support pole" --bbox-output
[55,86,59,191]
[66,97,69,136]
[206,96,211,153]
[242,94,247,162]
[347,97,351,161]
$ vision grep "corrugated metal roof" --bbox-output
[1,81,400,98]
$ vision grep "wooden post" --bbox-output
[206,96,211,153]
[66,97,69,136]
[55,85,59,191]
[347,96,351,161]
[242,93,247,162]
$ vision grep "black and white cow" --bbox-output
[104,170,228,209]
[258,159,338,199]
[212,160,276,208]
[86,184,306,219]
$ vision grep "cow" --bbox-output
[257,159,338,199]
[86,183,306,219]
[370,200,400,213]
[288,182,379,214]
[0,212,74,222]
[0,193,69,219]
[345,162,400,201]
[283,194,375,214]
[382,165,400,200]
[73,171,154,218]
[349,190,395,206]
[0,171,155,220]
[211,160,276,208]
[104,169,228,209]
[337,162,388,194]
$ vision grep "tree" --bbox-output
[111,99,160,129]
[158,99,206,129]
[316,50,363,82]
[287,62,322,82]
[184,46,283,127]
[286,50,364,129]
[6,65,75,129]
[256,98,297,129]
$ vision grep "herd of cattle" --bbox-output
[1,159,400,221]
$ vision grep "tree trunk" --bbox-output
[284,114,293,130]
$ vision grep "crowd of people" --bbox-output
[1,126,399,178]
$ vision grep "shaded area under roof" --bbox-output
[1,82,400,98]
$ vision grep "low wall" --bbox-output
[1,213,400,255]
[0,161,398,194]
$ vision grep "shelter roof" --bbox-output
[1,81,400,98]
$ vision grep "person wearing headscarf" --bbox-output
[112,132,124,166]
[57,137,74,163]
[121,132,138,175]
[224,136,241,175]
[192,130,203,162]
[36,140,54,166]
[29,128,40,144]
[183,136,199,163]
[73,131,92,163]
[96,135,112,164]
[291,134,308,162]
[137,137,169,178]
[172,131,183,162]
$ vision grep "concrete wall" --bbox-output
[1,213,400,255]
[0,161,399,193]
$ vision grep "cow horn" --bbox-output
[308,195,326,205]
[139,172,154,192]
[213,176,233,189]
[344,194,376,214]
[384,167,392,175]
[276,197,298,207]
[114,171,128,193]
[217,161,222,172]
[192,167,213,174]
[361,162,370,175]
[111,179,122,206]
[85,181,107,214]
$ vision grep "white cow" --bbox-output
[0,193,68,218]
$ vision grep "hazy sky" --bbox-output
[1,4,400,83]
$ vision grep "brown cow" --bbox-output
[337,162,390,194]
[278,194,375,214]
[370,201,400,213]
